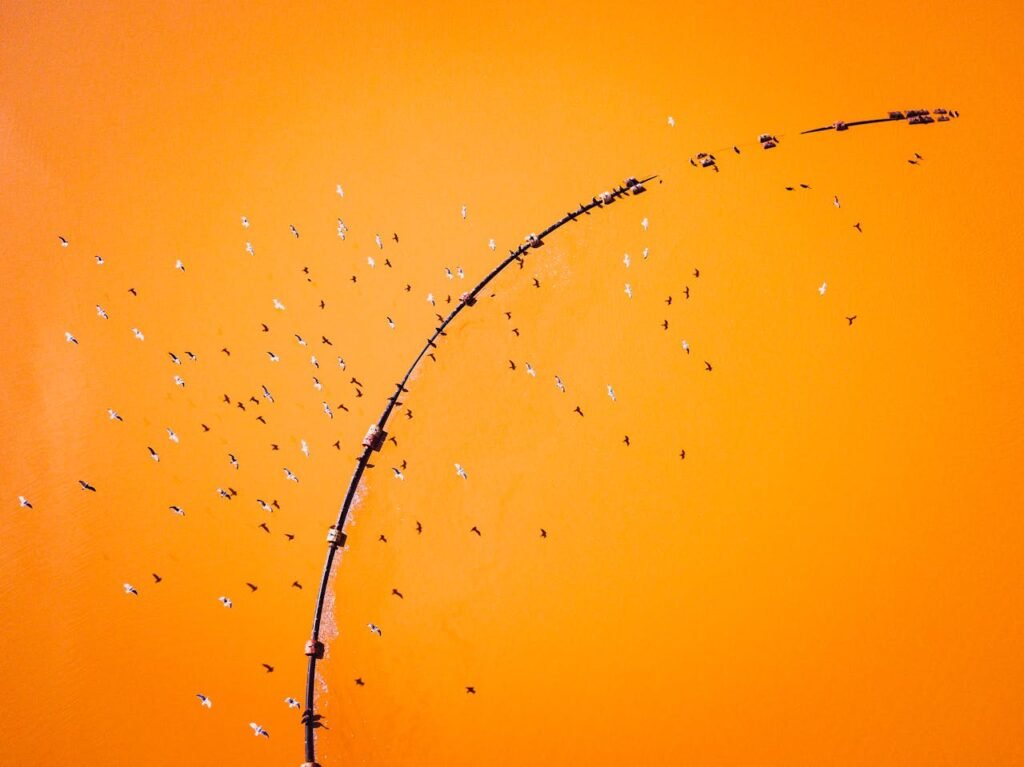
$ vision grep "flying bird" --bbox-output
[455,463,468,480]
[59,236,69,247]
[218,596,233,608]
[284,697,301,709]
[704,361,713,372]
[540,529,548,538]
[607,385,616,401]
[846,315,857,325]
[667,115,675,127]
[249,723,269,738]
[65,331,78,344]
[470,526,481,536]
[623,435,630,446]
[283,468,299,482]
[152,573,162,583]
[175,259,185,271]
[489,238,496,250]
[241,216,249,228]
[272,298,285,311]
[79,480,97,492]
[196,694,212,708]
[573,405,584,417]
[391,588,404,599]
[147,447,160,462]
[169,505,185,516]
[819,282,827,296]
[853,222,863,233]
[167,428,179,443]
[18,496,33,508]
[123,583,138,596]
[107,408,123,421]
[625,283,632,299]
[261,663,274,673]
[95,305,108,319]
[368,623,383,636]
[289,224,299,238]
[641,217,649,231]
[554,375,566,393]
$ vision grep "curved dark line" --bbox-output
[301,174,657,764]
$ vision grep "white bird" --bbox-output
[59,236,69,248]
[368,623,383,636]
[681,340,690,354]
[336,184,344,198]
[312,376,322,391]
[218,596,233,608]
[185,351,197,361]
[554,376,566,393]
[455,463,468,480]
[392,467,405,481]
[131,327,145,341]
[284,697,301,709]
[375,234,383,250]
[289,224,299,238]
[124,583,139,596]
[386,317,395,329]
[310,355,319,368]
[322,402,334,419]
[833,195,841,208]
[241,216,250,229]
[623,253,631,268]
[169,352,182,365]
[267,352,280,362]
[337,226,346,241]
[367,256,376,268]
[169,505,185,516]
[461,204,467,220]
[667,115,676,127]
[445,267,454,280]
[457,266,465,279]
[641,217,649,231]
[216,488,231,500]
[642,247,649,260]
[283,468,299,482]
[229,453,239,470]
[107,408,123,421]
[245,241,254,255]
[300,440,309,457]
[624,283,633,299]
[607,385,616,402]
[337,357,346,370]
[167,428,179,443]
[196,694,212,708]
[337,217,348,233]
[818,282,827,296]
[295,334,307,346]
[525,362,536,377]
[95,255,104,265]
[173,375,185,387]
[257,499,272,513]
[175,259,185,271]
[18,496,32,509]
[272,298,285,311]
[426,293,435,306]
[249,723,269,738]
[262,385,274,403]
[488,238,496,251]
[65,331,78,344]
[148,446,160,462]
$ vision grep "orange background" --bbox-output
[2,1,1023,765]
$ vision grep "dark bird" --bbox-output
[415,520,422,534]
[261,323,269,332]
[59,235,69,247]
[680,449,686,460]
[388,436,398,446]
[733,146,740,154]
[908,159,919,165]
[302,266,310,274]
[289,225,299,238]
[509,360,516,371]
[284,533,295,541]
[391,588,404,599]
[128,287,138,296]
[271,499,280,509]
[694,268,700,278]
[351,275,357,283]
[428,353,436,362]
[800,184,811,189]
[512,328,520,336]
[662,319,669,330]
[846,315,857,325]
[262,664,274,673]
[333,440,341,450]
[319,299,326,309]
[684,286,690,299]
[249,396,259,405]
[400,459,407,470]
[466,687,477,694]
[540,529,547,538]
[256,416,266,424]
[405,409,413,419]
[665,296,673,305]
[236,402,246,411]
[505,311,512,320]
[221,347,231,356]
[704,361,713,372]
[245,582,258,592]
[201,423,210,432]
[785,186,794,191]
[393,233,399,242]
[853,222,863,233]
[258,522,270,533]
[378,534,388,543]
[291,581,302,589]
[624,435,630,446]
[168,352,182,365]
[152,573,162,583]
[470,526,481,536]
[532,278,540,288]
[321,336,332,345]
[223,394,231,404]
[271,443,279,450]
[79,480,97,492]
[573,405,584,417]
[404,284,411,292]
[351,377,363,387]
[355,678,365,686]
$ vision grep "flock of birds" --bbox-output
[27,111,950,748]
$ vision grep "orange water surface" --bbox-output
[2,2,1023,765]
